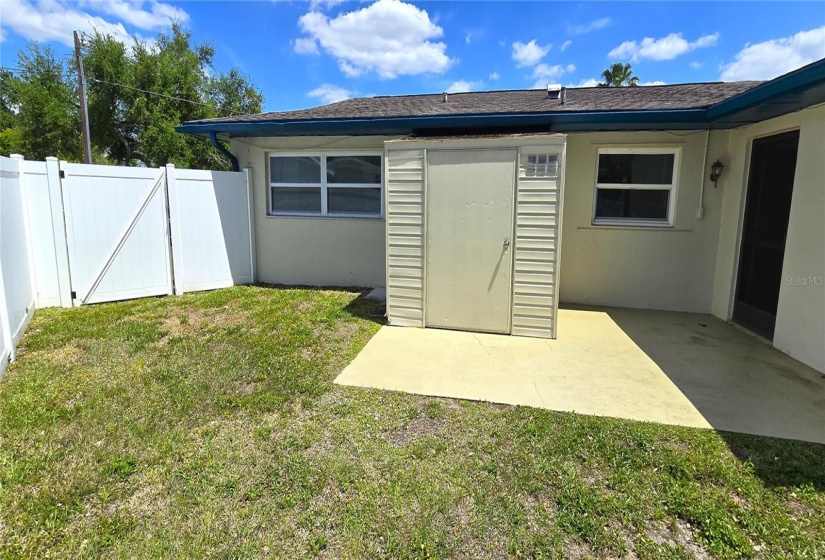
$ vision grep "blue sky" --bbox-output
[2,1,824,112]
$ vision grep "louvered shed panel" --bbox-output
[511,148,564,339]
[385,148,425,327]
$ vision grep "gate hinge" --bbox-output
[71,291,77,299]
[59,170,66,179]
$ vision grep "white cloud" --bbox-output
[294,37,319,55]
[308,83,354,104]
[310,0,346,9]
[77,0,188,30]
[446,80,483,93]
[531,63,575,89]
[568,17,611,35]
[608,32,719,62]
[690,61,702,69]
[567,78,600,88]
[489,71,499,81]
[560,40,572,52]
[720,25,825,81]
[512,39,551,67]
[465,33,471,44]
[296,0,452,79]
[0,0,181,47]
[641,81,667,86]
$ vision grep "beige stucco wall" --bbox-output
[710,104,825,373]
[230,135,396,287]
[559,130,728,313]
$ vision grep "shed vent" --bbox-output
[546,83,563,99]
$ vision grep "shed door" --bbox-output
[426,149,516,333]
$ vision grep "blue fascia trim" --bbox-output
[705,58,825,121]
[177,108,709,137]
[209,131,239,171]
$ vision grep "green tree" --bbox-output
[0,69,23,156]
[84,25,263,169]
[599,63,640,87]
[1,44,81,160]
[2,26,263,168]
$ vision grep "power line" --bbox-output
[2,66,239,117]
[87,77,237,116]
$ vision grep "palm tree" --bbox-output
[599,63,640,87]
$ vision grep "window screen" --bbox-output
[269,153,382,217]
[594,150,678,225]
[270,156,321,184]
[597,153,674,185]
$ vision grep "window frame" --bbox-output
[591,146,681,228]
[268,150,384,219]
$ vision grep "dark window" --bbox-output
[598,153,674,185]
[327,156,381,184]
[271,187,322,213]
[328,187,381,215]
[595,189,669,221]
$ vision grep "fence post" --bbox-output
[10,154,39,308]
[0,156,20,377]
[165,164,185,296]
[244,167,256,284]
[45,158,73,307]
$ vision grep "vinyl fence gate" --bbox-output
[0,155,255,376]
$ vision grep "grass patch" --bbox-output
[1,285,823,558]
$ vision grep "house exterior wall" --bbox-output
[710,104,825,373]
[230,136,396,287]
[559,130,727,313]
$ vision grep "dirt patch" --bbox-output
[786,495,811,518]
[153,306,253,344]
[385,415,446,446]
[646,519,711,559]
[45,343,85,368]
[561,540,595,560]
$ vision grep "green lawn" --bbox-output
[1,286,823,559]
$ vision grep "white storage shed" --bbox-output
[384,135,566,338]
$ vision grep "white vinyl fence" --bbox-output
[0,155,254,377]
[0,156,37,376]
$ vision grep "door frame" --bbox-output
[728,127,801,334]
[423,147,518,335]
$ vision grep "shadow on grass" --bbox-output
[251,283,386,325]
[720,431,825,491]
[343,290,386,325]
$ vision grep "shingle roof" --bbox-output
[191,82,762,125]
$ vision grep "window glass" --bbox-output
[328,187,381,215]
[271,187,321,213]
[270,156,321,184]
[595,189,669,221]
[327,156,382,184]
[597,153,674,185]
[523,154,558,178]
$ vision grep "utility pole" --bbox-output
[73,30,92,164]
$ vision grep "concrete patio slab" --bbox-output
[336,307,825,444]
